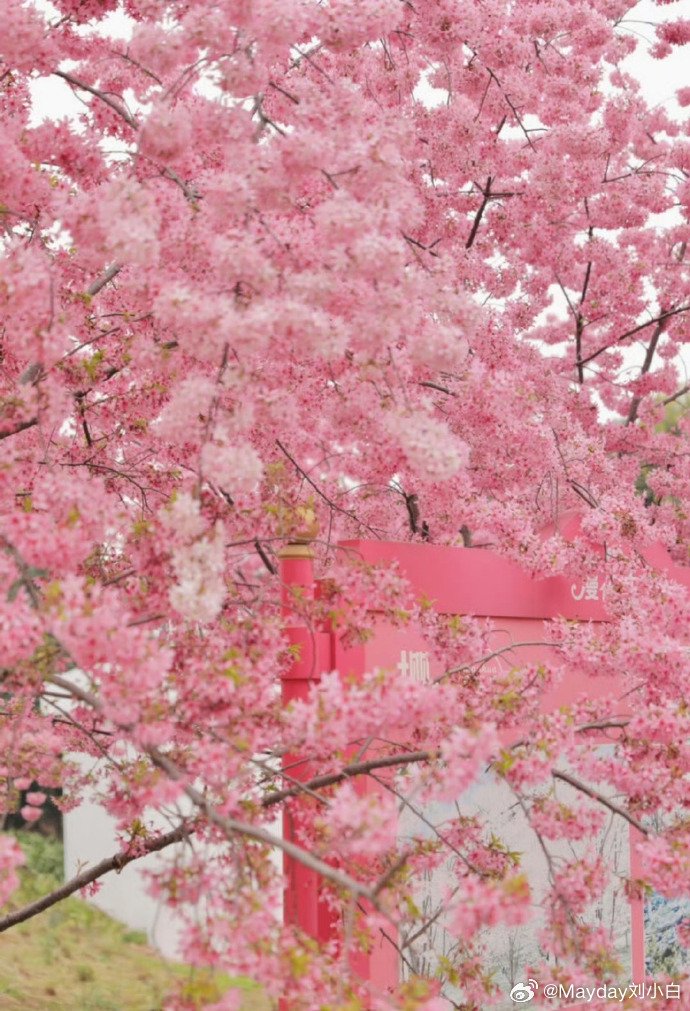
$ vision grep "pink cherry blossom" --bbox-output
[139,103,192,164]
[386,409,471,482]
[1,0,690,1005]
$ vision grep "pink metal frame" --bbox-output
[280,532,690,1006]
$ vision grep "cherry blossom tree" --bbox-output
[2,0,690,1007]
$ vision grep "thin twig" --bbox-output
[626,320,664,425]
[579,304,690,367]
[261,750,432,808]
[275,439,380,537]
[54,71,138,129]
[552,769,647,835]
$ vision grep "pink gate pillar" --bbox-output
[279,540,334,943]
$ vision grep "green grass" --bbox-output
[0,832,270,1011]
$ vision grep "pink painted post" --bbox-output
[280,540,320,939]
[279,534,335,956]
[629,827,646,984]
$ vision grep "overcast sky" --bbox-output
[622,0,690,109]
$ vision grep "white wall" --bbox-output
[63,769,187,960]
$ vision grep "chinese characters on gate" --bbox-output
[397,649,430,683]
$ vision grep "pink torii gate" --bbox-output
[280,520,690,1007]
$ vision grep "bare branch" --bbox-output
[418,381,457,396]
[0,824,190,933]
[54,71,138,129]
[86,262,122,297]
[663,384,690,407]
[626,319,664,425]
[0,417,38,442]
[275,438,381,537]
[261,750,432,808]
[466,176,493,249]
[579,304,690,367]
[552,769,647,835]
[254,539,277,575]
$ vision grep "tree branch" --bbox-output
[575,251,593,383]
[485,68,536,150]
[147,746,378,902]
[0,417,38,442]
[417,381,457,396]
[625,318,664,425]
[86,262,122,297]
[435,640,560,684]
[0,824,190,933]
[48,674,378,905]
[160,167,201,203]
[465,176,493,249]
[662,384,690,407]
[261,750,432,808]
[552,769,647,835]
[578,304,690,368]
[254,539,276,575]
[54,71,138,129]
[275,439,380,537]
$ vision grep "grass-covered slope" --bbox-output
[0,832,269,1011]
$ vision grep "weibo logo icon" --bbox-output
[509,979,539,1004]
